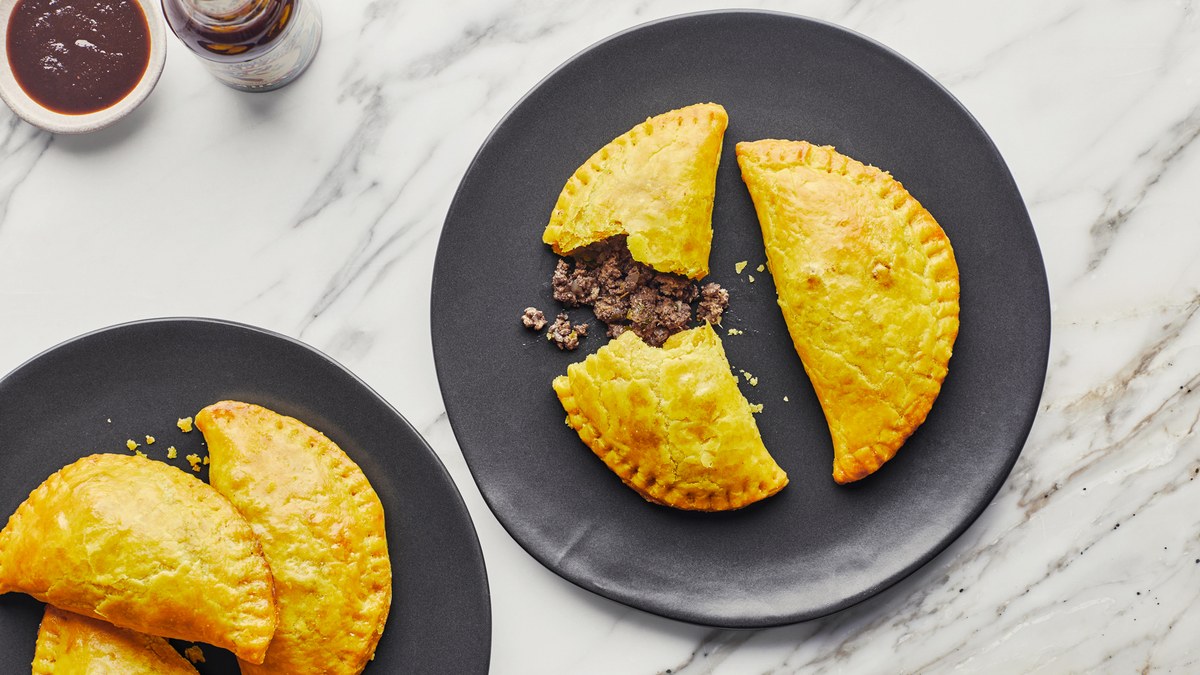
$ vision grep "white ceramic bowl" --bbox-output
[0,0,166,134]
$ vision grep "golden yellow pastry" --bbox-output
[196,401,392,675]
[553,324,788,510]
[32,605,199,675]
[0,453,277,663]
[542,102,728,279]
[736,140,960,484]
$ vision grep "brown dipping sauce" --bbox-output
[6,0,151,115]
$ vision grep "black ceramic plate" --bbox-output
[0,318,490,673]
[432,11,1049,627]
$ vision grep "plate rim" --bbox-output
[0,316,494,670]
[432,9,1051,628]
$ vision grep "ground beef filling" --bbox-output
[696,283,729,326]
[550,236,728,347]
[521,307,547,331]
[545,312,587,350]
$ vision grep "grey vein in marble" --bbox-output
[0,118,51,232]
[1085,103,1200,274]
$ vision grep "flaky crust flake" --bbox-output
[33,606,199,675]
[196,401,392,675]
[0,453,277,662]
[553,324,788,510]
[542,102,728,279]
[736,140,960,484]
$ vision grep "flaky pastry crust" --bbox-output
[736,140,960,484]
[553,324,788,510]
[0,453,277,662]
[32,606,199,675]
[196,401,392,675]
[542,102,728,279]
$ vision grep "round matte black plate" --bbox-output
[0,318,490,673]
[432,10,1049,627]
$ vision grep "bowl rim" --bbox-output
[0,0,167,134]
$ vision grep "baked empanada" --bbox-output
[542,102,728,279]
[553,324,788,510]
[33,605,199,675]
[0,453,277,663]
[736,140,960,484]
[196,401,391,675]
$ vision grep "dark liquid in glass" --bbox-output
[161,0,295,63]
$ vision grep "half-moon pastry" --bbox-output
[32,605,199,675]
[0,453,277,663]
[196,401,392,675]
[736,140,960,484]
[542,102,728,279]
[553,324,788,510]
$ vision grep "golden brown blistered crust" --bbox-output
[0,454,277,663]
[33,605,199,675]
[552,324,788,510]
[196,401,392,675]
[736,140,960,484]
[542,102,728,279]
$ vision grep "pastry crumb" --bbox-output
[748,275,756,283]
[756,263,765,273]
[727,328,744,336]
[521,307,548,331]
[784,396,790,402]
[183,645,205,664]
[177,417,193,433]
[749,403,764,413]
[144,435,155,445]
[185,454,202,472]
[750,376,759,386]
[125,439,139,451]
[106,418,111,423]
[735,260,748,274]
[202,456,210,465]
[167,446,178,459]
[134,449,147,458]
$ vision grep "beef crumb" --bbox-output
[546,312,586,351]
[697,282,729,325]
[521,307,547,331]
[183,645,206,664]
[550,236,730,346]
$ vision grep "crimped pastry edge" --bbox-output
[0,453,278,662]
[552,329,788,511]
[33,606,199,675]
[543,102,728,279]
[30,605,62,675]
[198,401,393,674]
[736,139,961,484]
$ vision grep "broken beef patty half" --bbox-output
[551,235,728,347]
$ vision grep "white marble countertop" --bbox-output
[2,0,1199,672]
